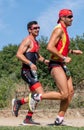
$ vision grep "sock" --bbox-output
[26,111,33,119]
[56,115,64,123]
[17,98,26,105]
[33,93,42,102]
[20,98,26,104]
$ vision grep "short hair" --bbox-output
[27,21,38,30]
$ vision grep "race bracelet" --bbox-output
[28,61,33,66]
[63,56,67,61]
[71,50,73,54]
[43,58,45,63]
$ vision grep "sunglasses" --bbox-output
[66,15,73,19]
[31,26,40,30]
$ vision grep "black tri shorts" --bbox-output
[21,68,39,87]
[48,60,71,76]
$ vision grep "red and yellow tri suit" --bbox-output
[49,23,71,76]
[51,23,70,62]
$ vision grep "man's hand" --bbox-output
[63,56,72,63]
[44,59,50,65]
[30,63,37,71]
[73,50,83,55]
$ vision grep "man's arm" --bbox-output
[38,54,49,65]
[16,39,31,65]
[16,38,37,70]
[69,49,83,55]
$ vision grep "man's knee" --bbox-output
[69,89,74,97]
[61,92,68,100]
[61,89,74,100]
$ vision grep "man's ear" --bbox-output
[28,28,31,33]
[61,16,65,21]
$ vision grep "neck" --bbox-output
[60,21,67,28]
[29,34,36,40]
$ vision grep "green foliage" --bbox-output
[0,76,16,108]
[0,44,21,79]
[0,44,21,108]
[69,35,84,88]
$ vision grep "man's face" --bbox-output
[64,15,73,26]
[30,24,40,36]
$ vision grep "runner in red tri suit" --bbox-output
[21,36,41,91]
[12,21,49,125]
[29,9,83,125]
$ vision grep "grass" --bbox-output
[0,126,84,130]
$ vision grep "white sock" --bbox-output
[56,115,64,122]
[34,93,42,101]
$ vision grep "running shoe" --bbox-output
[28,93,36,112]
[54,117,63,125]
[22,116,40,125]
[28,93,42,112]
[12,98,21,117]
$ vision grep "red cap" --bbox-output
[57,9,73,23]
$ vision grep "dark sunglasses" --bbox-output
[66,15,73,19]
[31,26,40,30]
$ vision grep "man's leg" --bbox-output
[12,91,41,125]
[55,76,74,125]
[33,66,69,100]
[50,68,74,125]
[29,66,70,125]
[28,85,44,111]
[23,85,44,125]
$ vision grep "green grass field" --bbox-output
[0,126,84,130]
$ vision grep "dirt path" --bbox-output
[0,109,84,127]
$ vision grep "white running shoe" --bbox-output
[28,93,42,112]
[28,93,36,112]
[54,117,64,125]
